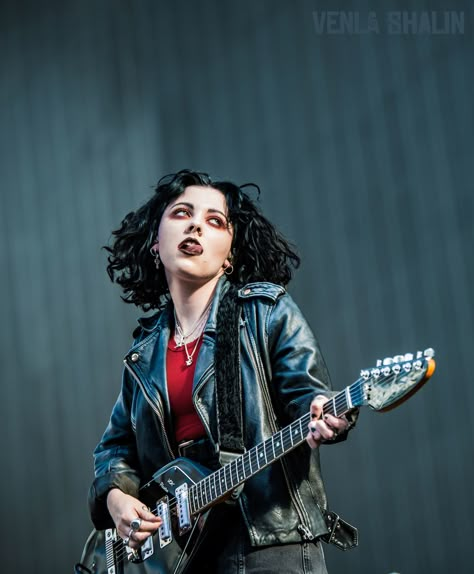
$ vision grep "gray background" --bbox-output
[1,0,473,573]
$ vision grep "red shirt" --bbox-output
[166,335,206,443]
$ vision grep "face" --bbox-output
[155,185,233,287]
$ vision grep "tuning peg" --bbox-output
[404,353,414,361]
[393,355,405,363]
[416,351,423,359]
[423,348,435,358]
[383,357,393,366]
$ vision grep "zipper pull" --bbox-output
[298,523,315,541]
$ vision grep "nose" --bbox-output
[186,222,202,236]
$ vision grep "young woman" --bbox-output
[87,169,357,573]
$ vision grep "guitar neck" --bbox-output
[189,379,364,514]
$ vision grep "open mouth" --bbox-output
[178,237,203,255]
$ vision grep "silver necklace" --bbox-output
[173,300,212,366]
[182,333,203,367]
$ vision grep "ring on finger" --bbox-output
[123,536,130,546]
[130,517,142,532]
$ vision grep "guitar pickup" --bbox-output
[175,483,192,534]
[156,497,172,548]
[124,534,154,563]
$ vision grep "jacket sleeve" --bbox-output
[266,293,357,440]
[88,368,141,529]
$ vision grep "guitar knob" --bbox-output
[404,353,414,361]
[423,348,435,358]
[416,351,423,359]
[393,355,404,363]
[383,357,394,366]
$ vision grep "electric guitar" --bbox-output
[75,348,436,574]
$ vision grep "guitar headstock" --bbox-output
[358,348,436,412]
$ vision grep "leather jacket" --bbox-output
[89,277,354,546]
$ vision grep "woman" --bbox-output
[88,169,356,573]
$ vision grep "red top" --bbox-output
[166,335,206,443]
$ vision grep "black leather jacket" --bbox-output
[89,277,353,546]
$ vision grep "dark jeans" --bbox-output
[186,503,328,574]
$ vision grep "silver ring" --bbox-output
[130,518,142,532]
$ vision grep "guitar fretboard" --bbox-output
[188,377,365,514]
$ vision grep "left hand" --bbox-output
[306,395,350,449]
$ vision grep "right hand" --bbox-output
[107,488,162,550]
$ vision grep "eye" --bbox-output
[208,216,226,228]
[172,208,191,217]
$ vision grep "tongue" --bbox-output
[181,242,203,255]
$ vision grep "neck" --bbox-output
[167,274,223,333]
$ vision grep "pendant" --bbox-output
[186,357,193,366]
[175,334,184,347]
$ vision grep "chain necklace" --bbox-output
[173,300,212,366]
[181,333,203,367]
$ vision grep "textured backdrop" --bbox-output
[1,1,473,573]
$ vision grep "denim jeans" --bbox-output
[186,503,328,574]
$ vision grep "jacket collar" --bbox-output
[136,275,231,335]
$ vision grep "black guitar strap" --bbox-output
[214,285,245,464]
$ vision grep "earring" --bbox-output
[224,263,234,275]
[150,246,161,270]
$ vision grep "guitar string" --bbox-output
[110,369,407,566]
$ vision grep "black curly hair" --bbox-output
[105,169,300,310]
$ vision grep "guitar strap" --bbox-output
[214,285,358,550]
[214,285,245,464]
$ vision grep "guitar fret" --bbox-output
[212,471,218,499]
[230,459,238,488]
[264,438,272,463]
[247,449,253,474]
[243,451,252,477]
[198,481,206,509]
[226,462,233,490]
[204,477,211,505]
[219,467,226,495]
[238,457,245,482]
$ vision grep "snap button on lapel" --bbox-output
[130,352,140,362]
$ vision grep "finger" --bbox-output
[127,513,162,536]
[307,420,326,445]
[310,395,329,419]
[137,505,162,523]
[128,530,153,548]
[306,430,321,449]
[323,414,348,431]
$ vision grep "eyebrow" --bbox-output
[170,201,228,219]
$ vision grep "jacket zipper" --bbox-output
[242,316,315,541]
[124,358,176,459]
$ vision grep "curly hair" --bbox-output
[105,169,300,310]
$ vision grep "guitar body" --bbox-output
[76,459,214,574]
